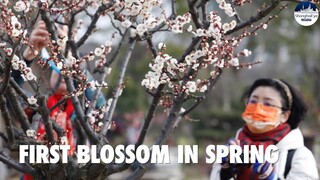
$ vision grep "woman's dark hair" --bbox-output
[242,78,308,129]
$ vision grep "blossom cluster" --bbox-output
[168,13,192,34]
[109,0,164,36]
[216,0,236,17]
[141,53,180,91]
[87,98,112,132]
[141,5,257,98]
[12,54,37,81]
[141,45,210,94]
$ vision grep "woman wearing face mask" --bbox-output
[210,78,319,180]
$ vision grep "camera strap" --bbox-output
[284,149,296,178]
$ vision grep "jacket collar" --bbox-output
[276,127,304,150]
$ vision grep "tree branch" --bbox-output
[101,38,136,135]
[226,0,280,35]
[0,95,15,144]
[135,84,165,146]
[5,86,31,132]
[0,60,12,96]
[0,150,34,174]
[128,93,185,179]
[188,0,203,29]
[181,68,222,116]
[37,96,55,144]
[40,4,100,145]
[9,78,37,109]
[76,3,114,48]
[178,37,202,63]
[200,0,209,27]
[66,77,100,144]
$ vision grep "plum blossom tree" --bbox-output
[0,0,311,179]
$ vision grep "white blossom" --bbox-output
[27,96,37,105]
[60,136,67,144]
[187,25,193,32]
[0,0,8,6]
[225,9,236,17]
[57,36,68,47]
[195,29,205,37]
[26,71,36,81]
[11,16,19,24]
[136,24,148,36]
[229,20,237,30]
[229,58,239,66]
[56,62,63,70]
[262,24,268,29]
[222,23,231,32]
[6,48,13,56]
[88,54,95,61]
[98,122,103,126]
[216,0,225,4]
[11,28,23,38]
[158,43,166,50]
[14,1,27,12]
[12,54,20,62]
[121,19,132,28]
[88,114,95,124]
[200,85,207,92]
[186,81,197,93]
[26,129,36,137]
[215,59,225,68]
[243,49,252,57]
[12,63,19,70]
[130,28,137,37]
[171,24,182,33]
[94,46,105,56]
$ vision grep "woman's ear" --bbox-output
[281,111,291,123]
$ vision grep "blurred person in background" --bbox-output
[210,78,319,180]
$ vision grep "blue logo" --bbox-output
[294,2,319,26]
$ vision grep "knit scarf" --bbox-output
[236,123,291,180]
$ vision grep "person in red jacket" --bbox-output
[24,70,76,180]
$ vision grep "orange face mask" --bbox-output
[242,104,281,128]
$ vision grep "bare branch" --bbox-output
[135,84,165,146]
[99,29,128,70]
[0,132,8,143]
[9,78,36,108]
[146,35,158,58]
[5,86,31,132]
[76,3,114,48]
[171,0,177,17]
[37,96,55,144]
[188,0,203,28]
[48,96,69,112]
[0,95,15,144]
[200,0,209,27]
[0,150,34,174]
[128,94,185,179]
[227,0,242,23]
[226,0,280,35]
[66,77,100,144]
[101,38,136,135]
[31,113,41,131]
[0,60,12,96]
[178,37,202,63]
